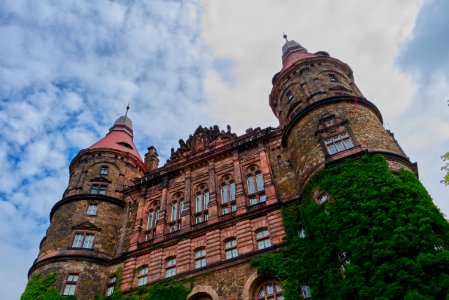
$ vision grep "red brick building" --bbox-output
[28,38,415,300]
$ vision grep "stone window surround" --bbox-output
[245,166,266,207]
[137,265,149,286]
[165,257,177,278]
[219,175,237,216]
[70,231,96,249]
[194,247,207,269]
[224,238,238,260]
[255,228,271,250]
[62,272,79,296]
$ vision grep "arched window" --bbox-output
[194,185,209,224]
[246,166,266,206]
[165,257,177,278]
[137,266,148,286]
[220,175,237,215]
[194,248,207,269]
[145,202,160,241]
[255,228,271,250]
[256,281,284,300]
[169,194,184,233]
[225,238,238,259]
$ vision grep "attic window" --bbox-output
[117,142,133,150]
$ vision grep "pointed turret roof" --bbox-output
[280,37,317,72]
[88,115,143,162]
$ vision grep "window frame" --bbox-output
[255,228,271,250]
[99,166,109,175]
[194,185,209,224]
[71,232,95,249]
[86,204,97,216]
[324,132,354,155]
[62,273,79,296]
[165,257,177,278]
[137,266,149,287]
[220,176,237,215]
[106,275,116,296]
[224,238,239,260]
[255,280,284,300]
[194,248,207,269]
[246,167,266,207]
[89,184,107,195]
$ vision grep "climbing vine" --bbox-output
[21,273,76,300]
[442,152,449,185]
[253,154,449,299]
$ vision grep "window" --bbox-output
[166,257,177,278]
[100,166,108,175]
[169,195,183,232]
[324,133,354,155]
[318,193,328,205]
[63,274,79,296]
[90,184,107,195]
[286,91,294,101]
[106,276,116,296]
[72,233,95,249]
[256,229,271,250]
[137,266,148,286]
[195,185,209,224]
[225,239,238,259]
[145,203,160,242]
[220,176,237,215]
[194,248,207,269]
[298,228,306,238]
[256,281,284,300]
[246,168,266,206]
[329,73,338,82]
[147,210,155,229]
[86,204,97,216]
[301,285,312,299]
[300,67,309,75]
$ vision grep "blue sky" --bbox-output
[0,0,448,298]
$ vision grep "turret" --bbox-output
[270,36,415,188]
[29,114,146,299]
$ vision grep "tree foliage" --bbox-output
[21,273,76,300]
[253,154,449,299]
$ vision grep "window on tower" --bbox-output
[324,133,354,155]
[286,90,294,101]
[86,204,97,216]
[99,166,108,175]
[63,273,79,296]
[90,184,107,195]
[71,232,95,249]
[329,73,338,82]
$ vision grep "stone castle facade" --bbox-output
[28,38,416,300]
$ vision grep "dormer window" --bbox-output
[117,142,133,149]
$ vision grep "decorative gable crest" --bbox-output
[72,221,101,232]
[168,125,237,162]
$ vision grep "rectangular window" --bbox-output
[166,258,177,278]
[231,204,237,212]
[147,211,154,229]
[230,182,236,201]
[247,176,256,194]
[194,249,206,269]
[63,274,79,296]
[137,267,148,287]
[106,276,116,296]
[204,192,210,209]
[100,166,108,175]
[256,173,264,191]
[171,204,177,222]
[324,133,354,155]
[260,195,266,203]
[221,185,228,204]
[319,193,328,205]
[72,233,95,249]
[250,198,258,206]
[196,194,203,213]
[86,204,97,216]
[301,285,312,299]
[222,207,229,215]
[90,184,107,195]
[256,229,271,250]
[195,216,203,224]
[329,74,338,82]
[225,239,238,259]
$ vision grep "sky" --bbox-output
[0,0,448,298]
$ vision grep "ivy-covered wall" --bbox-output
[253,154,449,299]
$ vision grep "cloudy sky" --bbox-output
[0,0,448,298]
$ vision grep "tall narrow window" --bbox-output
[194,248,207,269]
[165,257,177,278]
[100,166,108,175]
[168,195,183,233]
[220,176,237,215]
[225,238,238,259]
[86,204,97,216]
[137,266,148,286]
[256,229,271,250]
[329,73,338,82]
[246,167,266,207]
[324,132,354,155]
[72,233,95,249]
[147,210,154,229]
[106,276,116,296]
[194,185,209,224]
[63,274,79,296]
[90,184,107,195]
[286,90,294,101]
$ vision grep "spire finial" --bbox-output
[283,32,288,42]
[125,101,130,117]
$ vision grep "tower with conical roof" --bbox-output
[270,37,416,189]
[29,114,147,298]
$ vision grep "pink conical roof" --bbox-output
[88,115,143,162]
[280,39,317,72]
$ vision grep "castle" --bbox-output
[27,37,418,300]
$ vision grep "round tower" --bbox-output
[29,115,146,299]
[269,37,415,189]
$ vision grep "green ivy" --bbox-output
[21,273,76,300]
[253,154,449,299]
[442,152,449,185]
